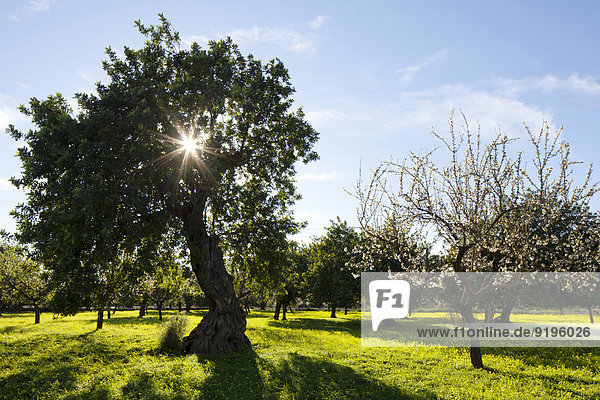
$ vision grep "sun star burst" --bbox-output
[181,134,200,154]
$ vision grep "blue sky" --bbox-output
[1,1,600,242]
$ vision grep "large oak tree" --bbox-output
[8,15,318,354]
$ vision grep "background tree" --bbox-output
[140,248,186,321]
[8,15,318,354]
[350,216,430,273]
[0,243,49,324]
[272,243,310,320]
[307,218,360,318]
[355,114,598,368]
[181,272,204,313]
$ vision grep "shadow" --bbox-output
[118,372,188,400]
[0,326,160,399]
[267,317,361,338]
[0,341,83,399]
[260,352,437,399]
[99,315,164,326]
[109,347,267,399]
[188,348,434,399]
[63,387,112,400]
[486,346,600,373]
[0,363,82,399]
[193,348,267,399]
[245,312,273,319]
[99,310,208,326]
[0,325,19,334]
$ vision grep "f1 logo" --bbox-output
[369,280,410,331]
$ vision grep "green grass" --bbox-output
[1,310,599,399]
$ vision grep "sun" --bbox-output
[150,123,216,180]
[181,134,200,154]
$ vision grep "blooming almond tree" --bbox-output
[355,113,598,368]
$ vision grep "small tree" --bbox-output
[0,243,49,324]
[140,247,186,321]
[180,273,203,313]
[273,244,309,320]
[307,219,360,318]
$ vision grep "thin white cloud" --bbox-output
[7,0,54,21]
[307,83,552,138]
[297,171,342,182]
[183,19,319,54]
[76,69,98,85]
[15,82,31,90]
[75,69,101,98]
[396,49,448,84]
[493,73,600,96]
[231,27,313,53]
[0,178,16,191]
[309,15,329,29]
[305,108,351,124]
[184,34,212,45]
[28,0,53,12]
[397,84,553,134]
[0,94,23,130]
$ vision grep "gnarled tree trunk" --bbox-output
[182,216,250,355]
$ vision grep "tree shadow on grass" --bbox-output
[478,347,600,398]
[267,317,361,338]
[0,339,84,399]
[93,310,205,326]
[96,348,266,400]
[0,363,82,399]
[192,348,436,399]
[117,372,186,400]
[194,348,267,399]
[115,346,433,400]
[260,352,437,399]
[486,346,600,372]
[98,314,165,326]
[0,325,19,334]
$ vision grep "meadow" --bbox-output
[1,310,599,399]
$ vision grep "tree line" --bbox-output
[0,218,364,326]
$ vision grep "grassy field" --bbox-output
[1,310,599,399]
